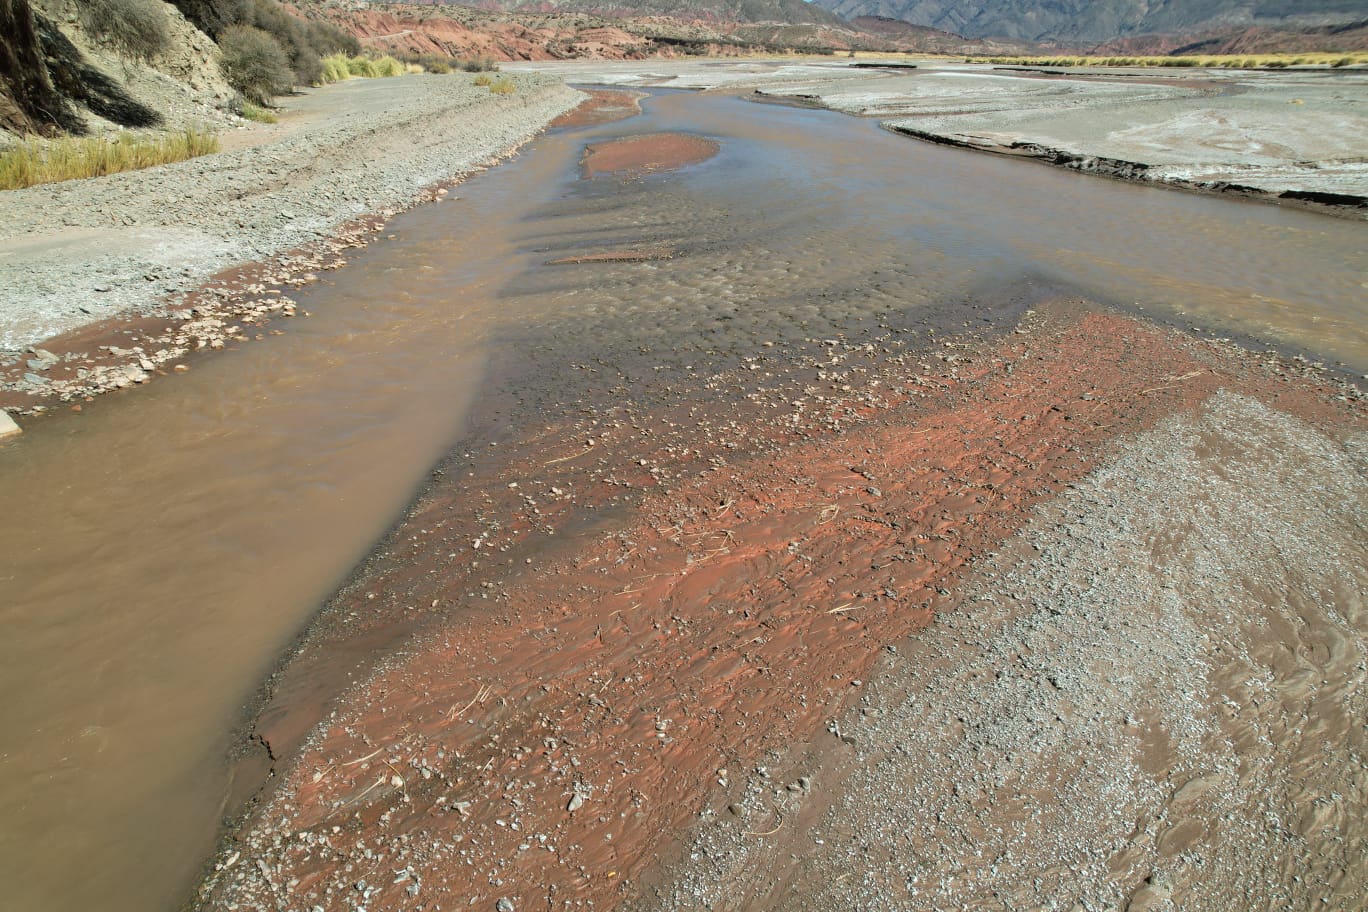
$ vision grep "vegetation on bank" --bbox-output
[475,75,517,94]
[238,100,276,123]
[0,127,220,190]
[976,51,1368,69]
[394,52,500,75]
[80,0,173,64]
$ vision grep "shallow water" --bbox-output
[0,86,1364,912]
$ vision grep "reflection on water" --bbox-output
[0,85,1364,912]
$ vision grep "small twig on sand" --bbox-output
[817,505,840,525]
[382,759,408,797]
[743,813,785,837]
[445,683,494,721]
[341,775,386,808]
[1140,369,1208,395]
[340,747,384,768]
[826,603,857,614]
[544,443,597,466]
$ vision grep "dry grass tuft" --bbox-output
[0,128,220,191]
[239,101,278,124]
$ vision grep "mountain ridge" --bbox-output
[806,0,1368,43]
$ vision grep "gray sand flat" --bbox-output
[640,391,1368,911]
[756,64,1368,202]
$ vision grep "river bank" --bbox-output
[0,72,581,418]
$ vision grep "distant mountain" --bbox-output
[460,0,846,25]
[807,0,1368,43]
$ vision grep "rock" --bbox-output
[496,898,515,912]
[0,411,21,440]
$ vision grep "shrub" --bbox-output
[319,52,351,83]
[304,20,359,57]
[218,24,294,103]
[488,77,516,95]
[372,55,404,77]
[346,55,377,77]
[238,100,277,122]
[472,72,493,86]
[80,0,172,63]
[461,56,498,73]
[0,127,220,190]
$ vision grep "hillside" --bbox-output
[1092,17,1368,56]
[1,0,233,137]
[290,1,1004,60]
[399,0,845,26]
[808,0,1368,43]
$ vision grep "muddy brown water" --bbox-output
[0,87,1365,912]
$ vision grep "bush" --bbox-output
[304,20,358,58]
[238,99,276,122]
[472,72,493,86]
[319,52,350,84]
[394,52,463,74]
[372,55,404,77]
[80,0,172,63]
[488,77,516,95]
[461,56,498,73]
[346,55,376,78]
[218,24,293,103]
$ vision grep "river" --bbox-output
[0,84,1364,912]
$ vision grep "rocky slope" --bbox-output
[1093,18,1368,55]
[452,0,845,26]
[295,1,983,60]
[0,0,235,139]
[809,0,1368,43]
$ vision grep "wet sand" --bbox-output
[202,296,1365,910]
[581,132,721,177]
[550,89,648,129]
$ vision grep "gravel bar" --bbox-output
[0,73,582,354]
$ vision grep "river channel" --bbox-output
[0,85,1364,912]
